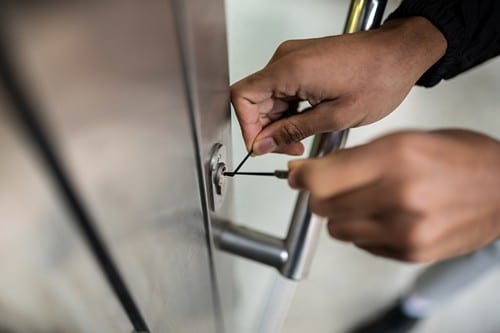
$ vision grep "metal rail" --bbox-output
[214,0,388,280]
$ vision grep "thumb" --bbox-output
[231,68,298,152]
[288,144,383,198]
[252,100,348,155]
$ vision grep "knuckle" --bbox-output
[398,249,430,263]
[385,132,429,165]
[230,71,266,99]
[390,137,415,164]
[327,224,349,241]
[309,198,325,216]
[325,99,355,130]
[398,222,430,251]
[276,39,298,54]
[305,172,322,195]
[395,182,424,211]
[277,55,305,80]
[327,110,347,130]
[229,84,242,100]
[278,119,308,145]
[293,163,319,192]
[302,164,331,198]
[323,97,368,131]
[242,70,266,87]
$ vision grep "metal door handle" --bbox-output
[213,0,387,281]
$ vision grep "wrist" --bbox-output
[378,16,447,83]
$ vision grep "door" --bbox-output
[0,0,235,332]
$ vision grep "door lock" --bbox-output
[208,143,227,211]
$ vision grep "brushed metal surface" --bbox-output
[3,1,231,331]
[0,93,131,332]
[211,0,388,281]
[280,0,388,280]
[173,1,236,331]
[208,143,228,211]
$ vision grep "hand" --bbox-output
[288,130,500,263]
[231,17,446,155]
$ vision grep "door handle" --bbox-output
[213,0,387,281]
[212,132,346,281]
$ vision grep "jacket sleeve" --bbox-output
[387,0,500,87]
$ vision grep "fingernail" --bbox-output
[288,174,298,189]
[287,169,301,189]
[253,137,277,155]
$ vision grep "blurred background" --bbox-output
[226,0,500,332]
[1,1,499,332]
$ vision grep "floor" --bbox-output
[226,1,500,332]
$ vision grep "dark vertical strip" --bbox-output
[232,150,252,174]
[0,29,149,333]
[170,1,225,332]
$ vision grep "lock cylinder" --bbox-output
[213,162,227,195]
[208,143,227,211]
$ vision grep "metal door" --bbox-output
[0,0,234,332]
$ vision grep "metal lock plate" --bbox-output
[208,143,227,211]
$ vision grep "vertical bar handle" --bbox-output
[214,0,388,280]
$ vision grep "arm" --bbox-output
[231,17,446,155]
[388,0,500,87]
[232,1,500,155]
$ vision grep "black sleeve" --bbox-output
[387,0,500,87]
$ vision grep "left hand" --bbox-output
[288,130,500,263]
[230,18,446,155]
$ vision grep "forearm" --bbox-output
[387,0,500,87]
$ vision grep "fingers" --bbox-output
[231,66,300,151]
[354,245,405,261]
[232,45,354,155]
[286,136,430,262]
[405,214,500,263]
[273,142,305,156]
[327,219,392,246]
[266,39,317,65]
[310,181,386,219]
[287,130,500,264]
[251,100,354,155]
[329,218,433,263]
[288,143,384,199]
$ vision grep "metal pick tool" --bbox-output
[232,150,252,174]
[224,170,289,179]
[225,150,288,180]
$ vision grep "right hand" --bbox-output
[230,17,447,155]
[287,130,500,263]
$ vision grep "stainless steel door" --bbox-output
[0,0,234,332]
[0,94,132,333]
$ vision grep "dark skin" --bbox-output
[231,17,500,263]
[289,130,500,263]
